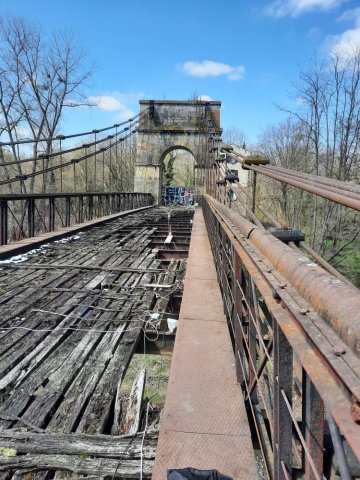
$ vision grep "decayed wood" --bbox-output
[0,263,165,274]
[47,319,128,432]
[0,430,157,457]
[75,255,159,435]
[0,331,86,430]
[0,413,45,433]
[0,209,192,479]
[20,323,122,429]
[121,368,146,435]
[0,287,84,374]
[75,318,141,435]
[0,292,102,391]
[0,454,154,478]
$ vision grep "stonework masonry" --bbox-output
[134,100,222,203]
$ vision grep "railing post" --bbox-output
[273,322,293,479]
[302,370,324,480]
[28,198,35,238]
[98,195,103,217]
[252,171,257,213]
[65,197,71,227]
[0,200,8,245]
[78,196,83,223]
[233,251,244,385]
[88,195,94,220]
[248,280,258,402]
[49,197,55,232]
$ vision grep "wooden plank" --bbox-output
[0,430,157,457]
[20,323,119,429]
[46,320,128,433]
[0,454,154,478]
[0,290,101,391]
[120,368,146,435]
[164,233,173,244]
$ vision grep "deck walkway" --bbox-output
[153,208,259,479]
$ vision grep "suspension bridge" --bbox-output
[0,100,359,480]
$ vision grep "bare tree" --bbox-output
[257,118,312,228]
[223,127,247,148]
[0,15,93,193]
[257,50,360,285]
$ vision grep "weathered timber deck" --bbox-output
[152,208,259,479]
[0,205,154,260]
[0,208,192,479]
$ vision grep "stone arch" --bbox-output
[134,100,221,203]
[159,144,195,164]
[161,145,196,189]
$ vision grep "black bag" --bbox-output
[167,467,233,480]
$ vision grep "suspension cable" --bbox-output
[0,108,147,147]
[0,109,148,167]
[0,124,139,187]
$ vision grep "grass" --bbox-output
[120,353,172,406]
[327,239,360,288]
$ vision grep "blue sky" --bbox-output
[1,0,360,144]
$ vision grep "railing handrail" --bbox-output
[203,194,360,479]
[0,192,153,201]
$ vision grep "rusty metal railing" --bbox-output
[0,192,154,245]
[203,194,360,480]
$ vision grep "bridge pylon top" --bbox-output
[138,99,222,133]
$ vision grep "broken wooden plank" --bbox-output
[0,430,157,458]
[0,454,154,478]
[119,368,146,435]
[0,264,166,274]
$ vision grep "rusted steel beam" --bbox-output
[267,165,360,195]
[203,197,360,460]
[205,195,360,354]
[299,241,353,287]
[228,169,354,285]
[262,166,360,202]
[244,165,360,211]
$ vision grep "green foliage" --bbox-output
[163,152,176,186]
[329,240,360,288]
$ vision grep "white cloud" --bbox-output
[87,95,124,111]
[179,61,245,81]
[197,95,213,101]
[87,92,144,121]
[328,8,360,59]
[331,29,360,58]
[265,0,341,17]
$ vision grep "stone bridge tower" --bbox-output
[134,100,222,203]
